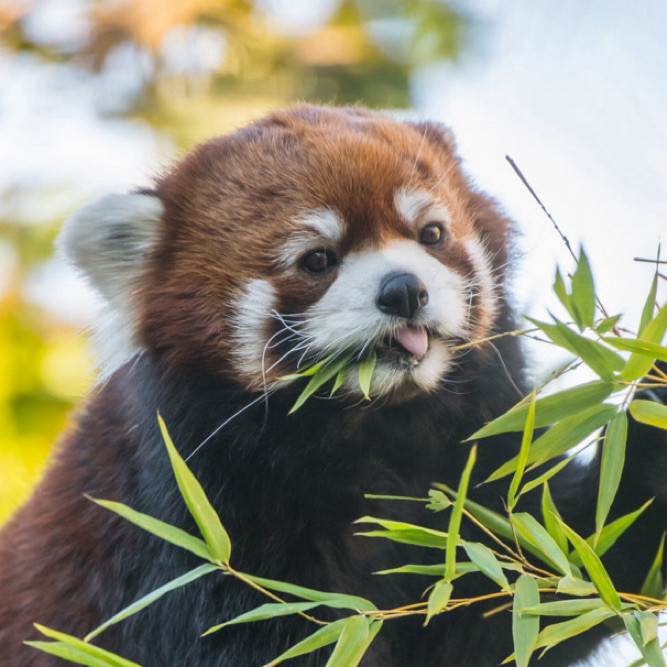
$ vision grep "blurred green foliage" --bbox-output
[0,0,467,521]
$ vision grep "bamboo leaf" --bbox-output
[86,496,212,562]
[541,483,569,556]
[24,642,122,667]
[508,391,536,510]
[553,267,575,321]
[158,415,231,564]
[639,274,659,337]
[356,529,447,549]
[556,575,597,597]
[552,320,619,380]
[239,573,377,612]
[30,625,141,667]
[640,534,665,599]
[289,356,351,413]
[512,575,540,667]
[629,400,667,429]
[486,404,616,483]
[519,599,609,616]
[86,564,218,642]
[621,302,667,381]
[520,457,573,498]
[375,562,481,578]
[510,513,571,576]
[533,609,615,653]
[595,411,628,542]
[445,446,476,581]
[603,338,667,363]
[203,601,324,636]
[358,350,377,400]
[462,542,509,592]
[624,612,667,667]
[596,314,621,334]
[424,581,453,625]
[555,517,621,610]
[263,619,348,667]
[570,248,595,329]
[467,380,614,440]
[330,368,347,396]
[325,615,372,667]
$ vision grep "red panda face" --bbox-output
[60,106,510,402]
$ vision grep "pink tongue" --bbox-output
[394,327,429,358]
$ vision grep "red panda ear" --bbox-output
[405,119,459,159]
[58,192,163,305]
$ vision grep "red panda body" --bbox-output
[0,106,665,666]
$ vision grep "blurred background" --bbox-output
[0,0,665,597]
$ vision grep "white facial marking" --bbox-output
[394,187,451,229]
[57,193,163,378]
[277,208,344,268]
[231,279,275,383]
[463,238,498,336]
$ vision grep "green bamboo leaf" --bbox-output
[629,400,667,429]
[603,338,667,363]
[621,302,667,382]
[640,533,665,599]
[24,642,121,667]
[552,320,619,380]
[533,609,615,653]
[30,625,141,667]
[508,391,536,510]
[355,516,448,535]
[330,368,347,396]
[512,575,540,667]
[158,415,231,564]
[425,581,453,625]
[86,496,212,561]
[263,618,349,667]
[541,483,568,556]
[86,564,218,642]
[571,500,653,566]
[624,612,667,667]
[595,411,628,542]
[519,457,573,498]
[279,355,335,380]
[289,355,352,413]
[426,488,452,511]
[375,562,482,578]
[553,267,575,321]
[555,517,621,610]
[639,274,659,337]
[519,599,608,616]
[570,248,595,329]
[595,314,621,334]
[486,404,616,483]
[356,528,447,549]
[462,542,509,592]
[203,601,324,636]
[510,513,571,576]
[358,350,377,399]
[325,615,372,667]
[556,575,597,597]
[240,573,377,612]
[467,380,614,440]
[445,446,476,581]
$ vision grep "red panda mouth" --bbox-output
[377,326,429,361]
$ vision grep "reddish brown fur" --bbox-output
[140,106,507,385]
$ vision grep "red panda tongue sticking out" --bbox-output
[393,327,429,359]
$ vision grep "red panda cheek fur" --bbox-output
[0,105,665,667]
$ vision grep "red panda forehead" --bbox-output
[158,114,466,260]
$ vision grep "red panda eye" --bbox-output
[301,249,338,274]
[419,223,444,246]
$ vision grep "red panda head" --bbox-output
[60,105,511,401]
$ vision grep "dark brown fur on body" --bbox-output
[0,106,665,666]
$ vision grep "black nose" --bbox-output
[376,272,429,319]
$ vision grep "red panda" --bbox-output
[0,105,664,666]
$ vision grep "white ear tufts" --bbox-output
[58,193,163,303]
